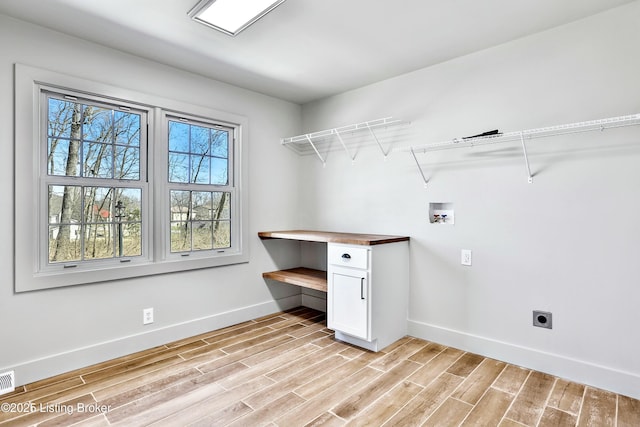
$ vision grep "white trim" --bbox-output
[408,318,640,400]
[3,296,301,387]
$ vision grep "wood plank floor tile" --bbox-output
[3,307,639,427]
[422,397,473,427]
[461,387,514,426]
[383,372,464,427]
[245,354,347,409]
[577,387,616,427]
[277,366,383,426]
[618,394,640,427]
[451,358,507,405]
[538,406,577,427]
[332,360,421,421]
[368,339,428,372]
[220,343,325,390]
[547,378,585,415]
[305,411,345,427]
[151,376,275,427]
[407,347,464,387]
[493,364,531,395]
[345,380,423,427]
[293,353,383,400]
[228,392,305,427]
[265,343,344,382]
[446,352,485,378]
[407,341,446,364]
[505,370,555,426]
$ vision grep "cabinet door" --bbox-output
[328,269,369,340]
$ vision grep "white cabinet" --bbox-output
[327,241,409,352]
[259,230,409,352]
[329,267,369,340]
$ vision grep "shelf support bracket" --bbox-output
[410,147,429,188]
[306,134,326,167]
[367,123,388,160]
[334,128,355,164]
[519,131,533,183]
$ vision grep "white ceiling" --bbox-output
[0,0,634,104]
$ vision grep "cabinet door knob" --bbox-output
[341,253,351,259]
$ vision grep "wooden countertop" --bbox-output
[258,230,409,246]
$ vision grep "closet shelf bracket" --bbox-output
[410,147,429,188]
[305,134,326,167]
[519,131,533,184]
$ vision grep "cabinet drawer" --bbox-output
[328,244,369,269]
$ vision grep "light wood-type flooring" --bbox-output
[1,307,639,426]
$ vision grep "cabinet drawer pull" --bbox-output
[341,253,351,260]
[361,277,365,300]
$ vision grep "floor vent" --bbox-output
[0,371,15,395]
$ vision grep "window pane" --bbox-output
[48,138,81,177]
[82,105,112,143]
[84,187,114,223]
[212,192,230,220]
[121,222,142,256]
[210,157,228,185]
[213,221,230,249]
[168,121,189,152]
[169,153,189,183]
[191,126,210,155]
[48,185,82,263]
[115,145,140,180]
[114,110,140,146]
[193,221,213,250]
[192,191,213,220]
[114,188,142,258]
[171,222,191,252]
[48,98,78,139]
[117,188,142,221]
[191,154,210,184]
[84,223,114,260]
[83,141,113,178]
[170,190,191,221]
[211,129,228,157]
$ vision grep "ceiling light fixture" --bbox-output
[189,0,287,36]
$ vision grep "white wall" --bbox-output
[300,2,640,399]
[0,15,304,385]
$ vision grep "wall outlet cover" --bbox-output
[461,249,472,266]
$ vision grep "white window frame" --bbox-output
[14,64,249,292]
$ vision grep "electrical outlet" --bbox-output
[461,249,472,266]
[143,308,154,325]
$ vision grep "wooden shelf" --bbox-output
[258,230,409,246]
[262,267,327,292]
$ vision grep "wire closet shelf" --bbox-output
[404,113,640,187]
[281,117,407,165]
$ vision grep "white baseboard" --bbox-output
[408,319,640,400]
[8,296,302,387]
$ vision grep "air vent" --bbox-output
[0,371,15,395]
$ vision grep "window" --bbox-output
[15,64,248,292]
[166,116,233,254]
[44,92,147,268]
